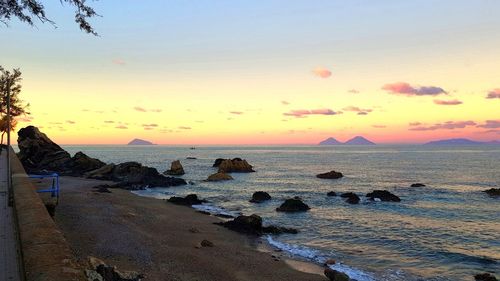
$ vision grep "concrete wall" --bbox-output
[10,150,86,281]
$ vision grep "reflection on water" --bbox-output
[63,145,500,281]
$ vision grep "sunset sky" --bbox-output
[2,1,500,145]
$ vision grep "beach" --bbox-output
[33,176,326,281]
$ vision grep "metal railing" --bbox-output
[29,173,60,200]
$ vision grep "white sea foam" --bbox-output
[191,204,240,218]
[131,188,173,200]
[266,236,376,281]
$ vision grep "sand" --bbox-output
[32,176,327,281]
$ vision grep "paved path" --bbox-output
[0,148,22,281]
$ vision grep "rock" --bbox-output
[85,269,104,281]
[483,188,500,197]
[93,185,112,193]
[88,256,106,269]
[213,158,225,167]
[324,268,350,281]
[164,160,185,176]
[276,198,310,212]
[316,171,343,179]
[327,191,337,197]
[217,214,263,235]
[167,194,207,206]
[475,273,498,281]
[84,164,116,180]
[206,172,233,181]
[411,183,426,187]
[261,225,298,235]
[186,157,197,160]
[340,192,360,204]
[200,239,214,247]
[67,151,106,176]
[89,256,143,281]
[324,259,336,265]
[188,227,200,233]
[366,190,401,202]
[217,158,255,173]
[249,191,271,203]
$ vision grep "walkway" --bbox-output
[0,147,22,281]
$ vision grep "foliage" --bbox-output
[0,0,99,35]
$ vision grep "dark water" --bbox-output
[62,145,500,281]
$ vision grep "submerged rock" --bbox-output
[316,171,344,179]
[261,225,298,235]
[164,160,185,176]
[411,183,426,187]
[276,198,310,212]
[216,214,298,235]
[168,194,207,206]
[475,273,498,281]
[366,190,401,202]
[206,172,233,182]
[327,191,337,197]
[324,268,350,281]
[340,192,360,204]
[249,191,271,203]
[483,188,500,197]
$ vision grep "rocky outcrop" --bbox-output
[86,256,143,281]
[217,158,255,173]
[216,214,297,235]
[475,273,498,281]
[316,171,343,179]
[167,194,207,206]
[327,191,337,197]
[249,191,271,203]
[324,268,350,281]
[164,160,185,176]
[17,125,105,175]
[213,158,225,167]
[206,172,233,181]
[366,190,401,202]
[483,188,500,197]
[411,183,426,187]
[276,197,310,212]
[340,192,360,204]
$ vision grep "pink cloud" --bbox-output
[134,106,147,112]
[343,106,373,115]
[348,89,360,94]
[284,108,339,118]
[230,111,243,115]
[477,120,500,129]
[433,99,463,105]
[382,82,447,96]
[312,67,332,78]
[409,120,476,131]
[486,89,500,99]
[372,125,387,128]
[112,59,126,66]
[281,100,290,105]
[115,125,128,129]
[409,122,422,126]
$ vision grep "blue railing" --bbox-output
[29,173,60,199]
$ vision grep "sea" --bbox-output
[61,145,500,281]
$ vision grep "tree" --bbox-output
[0,66,30,145]
[0,0,99,35]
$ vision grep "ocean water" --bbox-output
[62,145,500,281]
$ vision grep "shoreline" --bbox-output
[32,176,327,281]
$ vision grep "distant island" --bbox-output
[319,136,376,145]
[424,138,500,145]
[127,138,156,145]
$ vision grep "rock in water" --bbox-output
[411,183,426,187]
[483,188,500,197]
[212,158,225,167]
[276,198,310,212]
[366,190,401,202]
[164,160,185,176]
[475,273,498,281]
[168,194,207,206]
[327,191,337,197]
[217,158,255,173]
[249,191,271,203]
[216,214,298,235]
[324,268,350,281]
[206,172,233,181]
[316,171,344,179]
[340,192,360,204]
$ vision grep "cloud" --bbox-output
[281,100,290,105]
[115,125,128,129]
[142,123,158,127]
[343,106,373,115]
[283,108,339,118]
[477,120,500,129]
[112,59,126,66]
[482,129,500,134]
[151,109,163,113]
[357,112,368,115]
[348,89,360,94]
[230,111,244,115]
[433,99,463,105]
[178,126,191,130]
[486,89,500,99]
[409,122,422,126]
[372,125,387,128]
[409,120,476,131]
[134,106,147,112]
[312,67,332,78]
[104,120,115,124]
[66,120,76,124]
[382,82,447,96]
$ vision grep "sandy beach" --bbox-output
[33,176,326,281]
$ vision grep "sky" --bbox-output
[2,0,500,145]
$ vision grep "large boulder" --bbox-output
[324,268,350,281]
[249,191,271,203]
[411,183,426,187]
[217,158,255,173]
[167,194,206,206]
[340,192,360,204]
[212,158,225,167]
[366,190,401,202]
[216,214,298,235]
[475,273,498,281]
[483,188,500,197]
[206,172,233,182]
[276,197,310,212]
[316,171,343,179]
[164,160,185,176]
[66,151,106,176]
